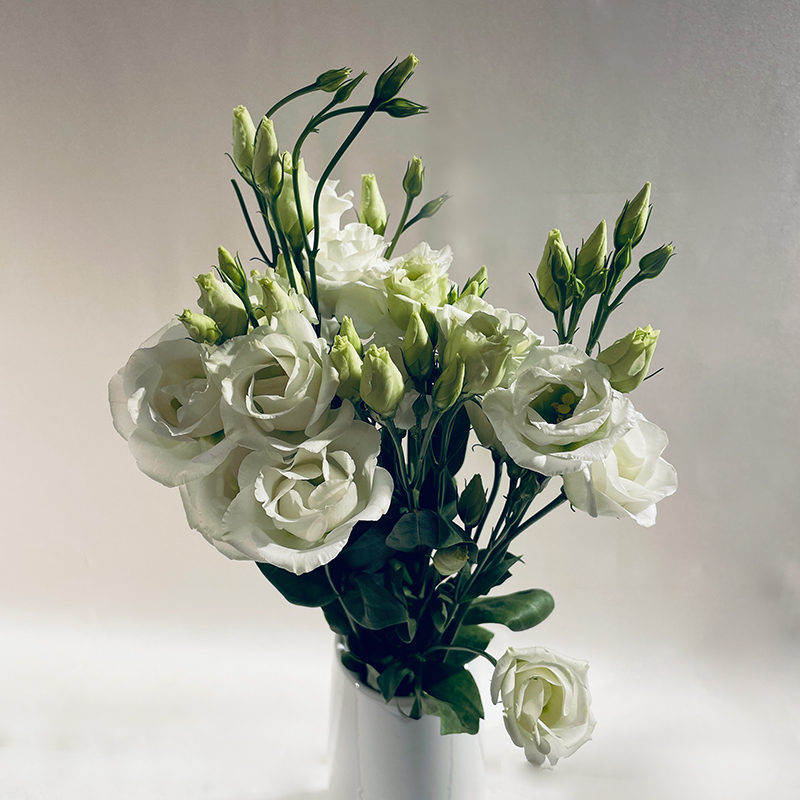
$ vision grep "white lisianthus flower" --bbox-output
[482,344,635,476]
[491,646,596,768]
[562,412,677,526]
[314,178,355,242]
[385,242,455,330]
[206,310,339,450]
[219,418,393,574]
[109,322,237,487]
[436,295,542,386]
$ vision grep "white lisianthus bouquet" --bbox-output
[110,57,677,765]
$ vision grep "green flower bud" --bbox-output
[339,316,363,357]
[276,155,314,250]
[638,243,674,279]
[457,474,486,528]
[597,325,660,393]
[360,344,405,417]
[575,220,607,283]
[330,335,363,402]
[403,310,434,381]
[217,246,247,294]
[415,192,450,222]
[535,229,574,313]
[378,98,428,117]
[232,105,256,180]
[334,71,366,104]
[360,173,388,236]
[195,272,248,339]
[252,116,279,190]
[433,543,470,576]
[177,309,222,345]
[432,356,465,412]
[256,276,294,318]
[614,182,651,250]
[385,254,450,331]
[442,311,512,395]
[402,156,424,199]
[461,265,488,298]
[373,54,419,103]
[315,67,351,92]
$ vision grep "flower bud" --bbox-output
[217,246,248,294]
[195,272,248,339]
[461,265,488,298]
[232,105,256,180]
[252,116,279,190]
[330,335,363,402]
[378,98,428,117]
[177,309,222,345]
[638,243,674,279]
[457,474,486,528]
[257,276,294,317]
[465,400,506,457]
[276,156,314,250]
[433,544,470,576]
[614,182,651,250]
[403,310,434,381]
[339,316,363,356]
[334,71,367,104]
[415,192,450,222]
[432,356,465,412]
[535,229,574,313]
[597,325,660,393]
[360,345,405,417]
[443,311,512,395]
[402,156,424,199]
[315,67,351,92]
[575,220,607,283]
[360,173,388,236]
[373,54,419,103]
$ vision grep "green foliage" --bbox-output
[256,562,337,607]
[342,573,408,630]
[464,588,555,631]
[422,663,484,735]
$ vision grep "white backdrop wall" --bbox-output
[2,1,799,797]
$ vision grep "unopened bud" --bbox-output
[330,335,363,402]
[535,229,574,313]
[339,316,363,356]
[461,265,488,298]
[177,309,222,345]
[334,71,367,104]
[638,243,674,279]
[403,310,434,381]
[402,156,424,199]
[315,67,351,92]
[614,182,651,250]
[433,543,470,576]
[457,474,486,528]
[432,356,465,412]
[597,325,660,393]
[360,174,388,236]
[575,220,607,282]
[252,116,279,190]
[217,246,247,294]
[379,98,428,117]
[415,193,450,221]
[257,276,294,317]
[360,345,405,417]
[232,106,256,180]
[373,54,419,103]
[276,155,314,250]
[195,272,248,340]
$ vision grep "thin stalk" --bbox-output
[511,490,568,540]
[384,194,413,259]
[231,179,272,267]
[425,645,497,667]
[473,458,503,544]
[325,564,359,638]
[385,420,413,505]
[266,84,318,117]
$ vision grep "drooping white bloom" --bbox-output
[218,415,393,574]
[491,646,596,768]
[562,411,677,526]
[206,310,339,450]
[108,322,236,487]
[482,344,635,476]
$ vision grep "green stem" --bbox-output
[473,458,503,544]
[266,84,318,118]
[231,179,272,267]
[325,564,359,639]
[425,645,497,667]
[385,420,413,505]
[511,490,568,540]
[410,410,443,494]
[384,194,414,259]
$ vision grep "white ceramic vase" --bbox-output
[327,639,487,800]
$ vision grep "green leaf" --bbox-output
[336,519,395,574]
[343,573,409,630]
[322,600,350,636]
[437,516,472,549]
[445,624,494,667]
[422,663,483,735]
[386,510,440,551]
[434,404,470,475]
[463,588,554,632]
[377,661,415,702]
[421,694,464,735]
[256,562,337,607]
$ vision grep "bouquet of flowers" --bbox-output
[109,56,677,768]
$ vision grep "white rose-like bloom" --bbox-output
[109,322,237,487]
[482,344,635,476]
[491,646,596,768]
[219,418,393,573]
[563,411,677,526]
[206,310,339,450]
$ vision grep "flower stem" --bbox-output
[384,193,414,259]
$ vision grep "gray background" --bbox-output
[2,1,799,797]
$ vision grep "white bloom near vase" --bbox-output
[328,641,486,800]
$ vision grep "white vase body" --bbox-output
[328,641,487,800]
